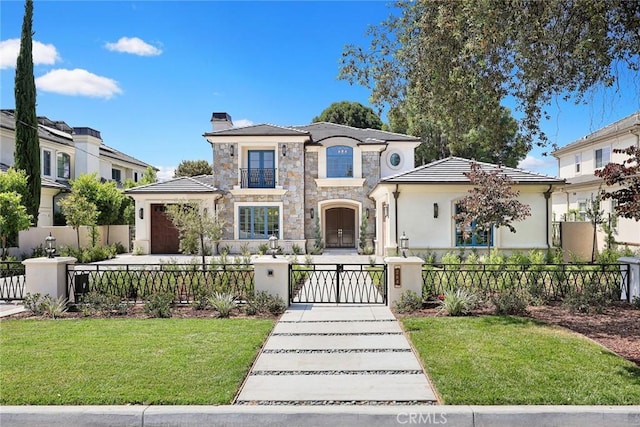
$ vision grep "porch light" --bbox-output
[365,208,370,219]
[310,207,314,219]
[269,235,278,258]
[139,208,144,219]
[383,203,389,218]
[433,203,439,218]
[282,144,287,157]
[400,231,409,258]
[230,144,234,157]
[45,233,57,259]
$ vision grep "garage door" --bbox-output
[151,204,180,254]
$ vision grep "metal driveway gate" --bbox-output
[289,263,387,304]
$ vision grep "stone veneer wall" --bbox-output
[304,150,378,247]
[212,142,305,242]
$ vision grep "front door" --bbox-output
[325,207,355,248]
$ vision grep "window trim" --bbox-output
[574,153,581,174]
[595,147,611,169]
[111,168,122,183]
[454,204,493,247]
[56,152,71,179]
[326,145,354,178]
[42,149,52,176]
[236,203,282,240]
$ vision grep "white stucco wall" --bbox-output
[380,142,418,178]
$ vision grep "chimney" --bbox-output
[211,112,233,131]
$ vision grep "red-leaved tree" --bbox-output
[454,162,532,252]
[594,146,640,221]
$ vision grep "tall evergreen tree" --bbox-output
[14,0,40,225]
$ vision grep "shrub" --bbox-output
[23,293,48,315]
[191,283,212,310]
[245,291,286,316]
[393,290,423,314]
[208,292,237,318]
[80,291,133,316]
[257,243,269,256]
[492,290,530,315]
[45,296,69,319]
[441,252,461,267]
[631,296,640,310]
[563,280,612,314]
[438,288,478,316]
[292,243,303,255]
[145,292,174,318]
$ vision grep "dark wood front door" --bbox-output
[325,207,355,248]
[151,204,180,254]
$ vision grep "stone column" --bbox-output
[22,257,77,299]
[384,256,424,307]
[252,256,291,303]
[619,257,640,302]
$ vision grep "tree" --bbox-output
[58,192,99,248]
[584,192,605,262]
[312,101,383,129]
[454,162,531,252]
[174,160,213,178]
[595,146,640,221]
[340,0,640,150]
[165,201,225,266]
[13,0,40,224]
[0,169,32,260]
[124,166,158,188]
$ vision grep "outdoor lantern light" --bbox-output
[282,144,287,157]
[400,231,409,258]
[310,207,314,219]
[139,208,144,219]
[230,144,234,157]
[383,203,389,218]
[269,235,278,258]
[366,208,370,219]
[433,203,439,218]
[45,233,56,259]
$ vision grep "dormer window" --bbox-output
[327,146,353,178]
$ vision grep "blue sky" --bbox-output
[1,0,638,180]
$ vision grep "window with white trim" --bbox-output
[326,146,353,178]
[575,154,581,173]
[57,153,70,179]
[595,147,610,168]
[42,150,51,176]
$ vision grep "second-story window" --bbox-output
[575,154,581,173]
[57,153,70,179]
[595,147,610,168]
[327,146,353,178]
[244,150,275,188]
[42,150,51,176]
[112,168,122,183]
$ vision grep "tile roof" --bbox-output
[1,163,68,190]
[292,122,421,144]
[379,157,564,184]
[204,123,310,137]
[125,175,221,194]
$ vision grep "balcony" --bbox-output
[240,168,276,189]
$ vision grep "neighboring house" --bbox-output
[126,112,421,254]
[369,157,564,257]
[551,111,640,252]
[0,109,156,226]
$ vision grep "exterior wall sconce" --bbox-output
[282,144,287,157]
[400,231,409,258]
[310,207,314,219]
[365,208,370,219]
[383,203,389,218]
[269,235,278,258]
[45,233,57,258]
[139,208,144,219]
[230,144,234,157]
[433,203,439,218]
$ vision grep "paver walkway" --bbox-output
[235,304,438,404]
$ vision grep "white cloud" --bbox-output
[0,38,60,69]
[35,68,122,99]
[518,154,557,176]
[155,166,175,182]
[233,119,254,128]
[105,37,162,56]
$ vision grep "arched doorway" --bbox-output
[325,207,356,248]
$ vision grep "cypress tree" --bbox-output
[14,0,40,225]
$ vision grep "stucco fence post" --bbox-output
[384,256,424,307]
[22,257,77,300]
[252,256,291,303]
[619,257,640,302]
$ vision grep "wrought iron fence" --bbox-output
[422,263,630,302]
[0,261,25,301]
[67,263,254,304]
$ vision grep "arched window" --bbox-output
[57,153,70,179]
[326,146,353,178]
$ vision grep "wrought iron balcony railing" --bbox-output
[240,168,276,188]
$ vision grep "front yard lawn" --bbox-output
[402,316,640,405]
[0,318,274,405]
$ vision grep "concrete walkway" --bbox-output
[235,303,438,404]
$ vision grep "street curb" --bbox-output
[2,405,639,427]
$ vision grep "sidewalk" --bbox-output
[235,303,438,404]
[0,301,25,318]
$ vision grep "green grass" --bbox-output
[402,316,640,405]
[0,318,274,405]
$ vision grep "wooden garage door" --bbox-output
[151,204,180,254]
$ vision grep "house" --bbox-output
[127,112,563,257]
[551,111,640,253]
[126,112,421,254]
[0,109,157,226]
[369,157,564,258]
